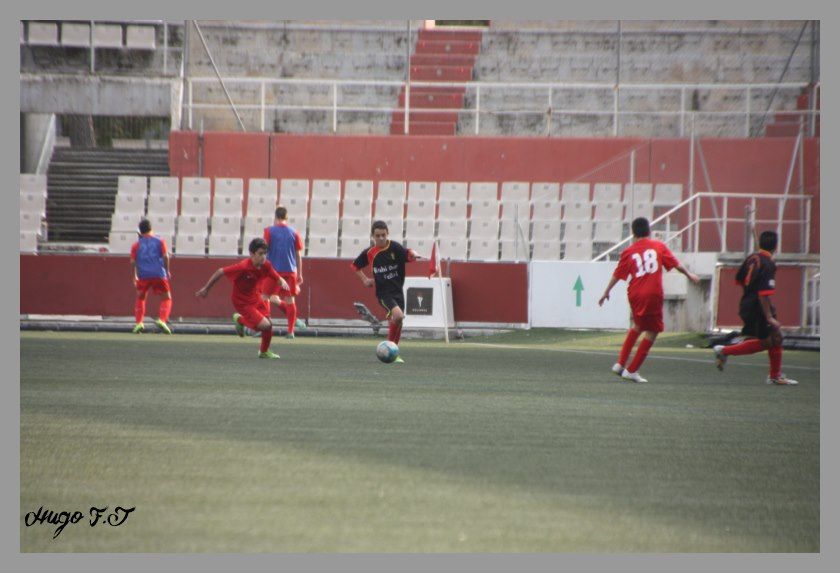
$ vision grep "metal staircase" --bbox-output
[45,147,169,243]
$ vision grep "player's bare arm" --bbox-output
[599,276,620,306]
[296,250,304,286]
[196,268,225,298]
[356,269,374,287]
[277,276,290,292]
[131,260,138,287]
[164,252,171,279]
[674,264,700,284]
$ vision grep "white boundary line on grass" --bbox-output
[464,343,820,372]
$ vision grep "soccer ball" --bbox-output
[376,340,400,364]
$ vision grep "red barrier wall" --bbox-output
[715,265,804,328]
[20,255,528,324]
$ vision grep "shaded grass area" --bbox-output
[20,331,819,552]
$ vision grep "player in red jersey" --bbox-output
[598,217,700,383]
[195,237,290,359]
[712,231,797,385]
[130,219,173,334]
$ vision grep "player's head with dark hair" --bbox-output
[138,219,152,234]
[249,237,268,254]
[371,220,389,248]
[759,230,778,252]
[274,206,288,221]
[248,237,269,266]
[631,217,651,238]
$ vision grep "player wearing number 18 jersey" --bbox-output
[599,218,700,383]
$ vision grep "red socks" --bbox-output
[627,338,654,373]
[260,328,273,353]
[768,345,782,378]
[388,320,403,345]
[722,339,765,356]
[618,329,641,367]
[286,302,297,334]
[159,298,172,322]
[134,298,146,323]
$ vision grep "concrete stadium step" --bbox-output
[409,64,473,82]
[417,29,484,43]
[398,91,465,108]
[415,39,480,55]
[410,53,476,67]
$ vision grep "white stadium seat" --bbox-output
[405,219,435,240]
[148,214,176,236]
[344,180,374,202]
[563,240,593,261]
[244,216,274,241]
[211,216,242,236]
[118,176,147,196]
[111,213,141,232]
[179,193,211,217]
[280,179,310,201]
[146,194,178,217]
[593,220,623,243]
[20,191,47,216]
[470,199,500,220]
[563,221,592,242]
[654,184,683,206]
[438,197,467,220]
[181,177,212,195]
[340,235,369,258]
[500,182,530,202]
[215,178,244,198]
[438,237,468,261]
[405,237,434,259]
[530,182,560,202]
[283,195,309,222]
[469,219,499,239]
[374,196,404,220]
[469,182,498,202]
[114,193,145,216]
[500,239,530,261]
[623,183,653,205]
[310,197,340,218]
[408,181,437,203]
[247,193,277,218]
[20,212,42,233]
[341,217,372,239]
[20,174,47,192]
[377,181,407,202]
[175,232,207,255]
[531,198,561,221]
[108,231,136,254]
[438,219,467,239]
[378,217,403,240]
[308,235,338,257]
[593,183,623,203]
[177,215,208,234]
[309,216,339,237]
[311,179,341,202]
[532,220,562,242]
[500,219,530,242]
[213,194,243,217]
[561,201,592,221]
[208,234,240,256]
[469,239,499,261]
[593,201,623,222]
[532,240,561,260]
[439,182,468,202]
[562,183,590,203]
[150,177,180,196]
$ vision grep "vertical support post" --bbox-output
[629,149,636,221]
[89,21,95,73]
[613,86,619,136]
[332,83,338,133]
[547,86,552,137]
[776,199,784,255]
[260,81,266,132]
[475,84,480,135]
[188,79,193,130]
[750,196,756,252]
[680,86,686,137]
[805,197,811,253]
[404,20,411,135]
[695,198,701,253]
[180,19,189,130]
[163,22,168,75]
[745,86,751,138]
[688,133,695,250]
[722,196,728,251]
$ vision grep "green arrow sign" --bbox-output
[573,275,584,307]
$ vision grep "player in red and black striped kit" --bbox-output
[712,230,798,385]
[351,220,423,364]
[599,217,700,383]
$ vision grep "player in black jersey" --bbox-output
[352,220,422,364]
[712,231,797,385]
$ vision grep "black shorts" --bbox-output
[739,302,776,340]
[378,292,405,318]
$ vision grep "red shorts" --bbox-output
[630,295,664,333]
[262,273,300,298]
[136,278,171,296]
[233,301,268,330]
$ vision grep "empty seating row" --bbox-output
[22,21,156,50]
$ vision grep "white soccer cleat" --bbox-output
[611,363,624,376]
[766,374,799,386]
[621,369,648,383]
[713,345,727,371]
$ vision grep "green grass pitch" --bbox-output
[20,330,819,552]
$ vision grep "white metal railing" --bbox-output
[183,76,819,138]
[592,192,813,261]
[35,114,57,175]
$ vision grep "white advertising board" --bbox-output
[402,277,455,329]
[530,261,631,328]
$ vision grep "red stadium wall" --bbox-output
[168,132,819,253]
[715,265,804,328]
[19,255,528,324]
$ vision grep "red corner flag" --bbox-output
[428,241,439,278]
